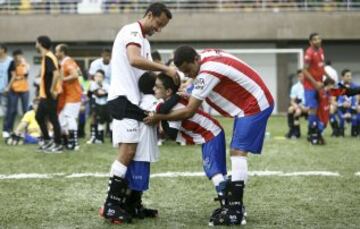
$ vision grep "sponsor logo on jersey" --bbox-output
[194,78,205,90]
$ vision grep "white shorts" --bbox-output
[112,118,140,146]
[59,102,81,127]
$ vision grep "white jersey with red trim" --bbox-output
[191,49,274,117]
[108,22,152,105]
[168,98,223,145]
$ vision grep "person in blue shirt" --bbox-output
[0,43,13,138]
[336,69,359,137]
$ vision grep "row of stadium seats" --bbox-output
[0,0,359,15]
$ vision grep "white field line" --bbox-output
[355,172,360,176]
[0,173,65,180]
[0,171,346,180]
[66,173,109,178]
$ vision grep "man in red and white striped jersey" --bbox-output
[145,46,274,226]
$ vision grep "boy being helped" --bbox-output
[153,73,245,225]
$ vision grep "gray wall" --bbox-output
[1,12,360,43]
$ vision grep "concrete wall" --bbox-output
[1,12,360,43]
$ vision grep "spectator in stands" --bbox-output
[0,43,12,125]
[3,49,30,137]
[5,98,41,145]
[286,70,308,139]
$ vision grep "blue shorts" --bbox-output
[24,134,39,144]
[125,161,150,192]
[304,89,318,109]
[201,130,227,179]
[230,105,273,154]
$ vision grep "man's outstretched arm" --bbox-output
[144,96,203,124]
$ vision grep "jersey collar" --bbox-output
[137,21,146,38]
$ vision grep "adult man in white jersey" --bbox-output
[145,46,274,226]
[88,48,111,84]
[100,2,177,224]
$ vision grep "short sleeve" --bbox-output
[304,49,313,66]
[290,84,297,99]
[191,73,220,100]
[88,60,99,76]
[21,111,31,123]
[124,27,142,48]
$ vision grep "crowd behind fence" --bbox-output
[0,0,360,15]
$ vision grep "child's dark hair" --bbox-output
[139,71,156,94]
[323,77,335,86]
[341,69,351,77]
[96,69,105,77]
[157,73,180,94]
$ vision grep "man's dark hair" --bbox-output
[309,33,319,41]
[58,44,68,55]
[139,71,156,95]
[157,73,179,95]
[102,48,111,54]
[174,45,198,67]
[341,69,351,77]
[12,49,23,56]
[0,43,7,52]
[37,35,52,50]
[325,60,332,66]
[165,58,174,66]
[151,50,161,62]
[296,69,303,75]
[144,2,172,19]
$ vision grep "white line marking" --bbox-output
[0,173,65,180]
[66,173,108,178]
[0,171,344,180]
[150,172,205,178]
[355,172,360,176]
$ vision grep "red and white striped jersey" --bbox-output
[168,98,223,145]
[191,49,274,117]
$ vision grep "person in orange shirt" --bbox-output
[3,49,30,134]
[55,44,83,150]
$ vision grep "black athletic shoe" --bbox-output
[99,203,132,224]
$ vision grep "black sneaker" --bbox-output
[44,143,63,153]
[99,204,132,224]
[38,140,54,151]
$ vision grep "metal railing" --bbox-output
[0,0,359,15]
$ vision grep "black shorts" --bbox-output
[95,104,112,123]
[107,96,147,122]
